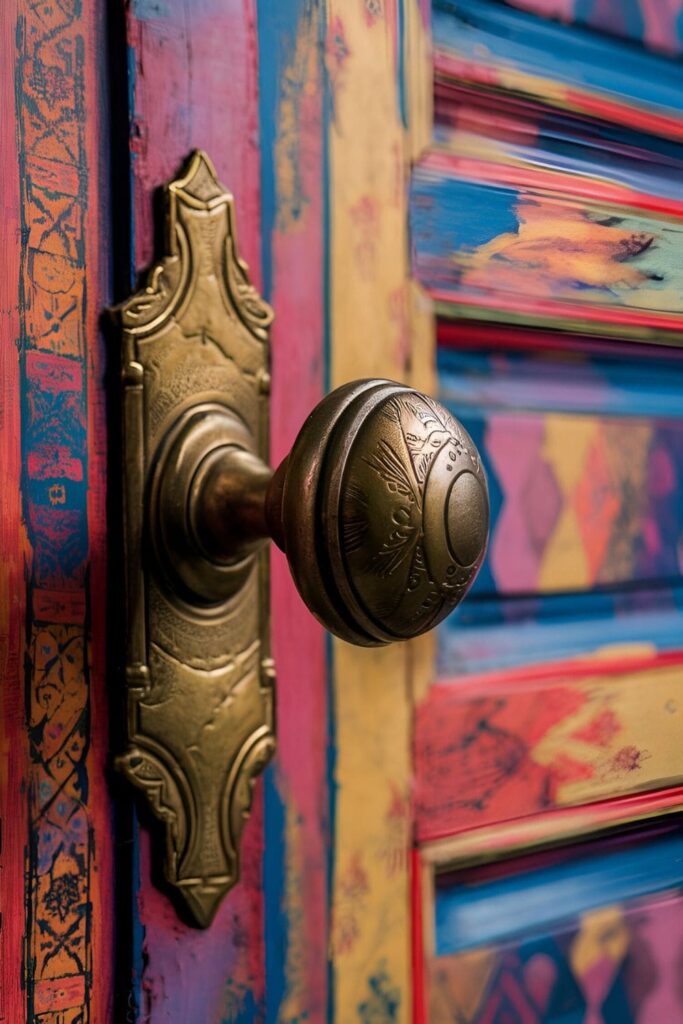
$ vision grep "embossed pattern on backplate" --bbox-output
[114,151,275,927]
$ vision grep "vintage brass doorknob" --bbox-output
[154,378,489,647]
[114,152,489,927]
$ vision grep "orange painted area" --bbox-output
[416,654,683,842]
[459,201,659,295]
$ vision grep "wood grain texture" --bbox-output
[327,2,433,1020]
[123,2,266,1020]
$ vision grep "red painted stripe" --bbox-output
[437,320,683,359]
[437,649,683,695]
[420,784,683,847]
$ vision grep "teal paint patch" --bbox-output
[358,963,401,1023]
[222,987,261,1024]
[263,767,288,1024]
[132,0,170,20]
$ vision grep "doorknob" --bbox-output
[113,151,488,926]
[155,378,488,647]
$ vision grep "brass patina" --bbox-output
[115,152,275,927]
[265,381,489,645]
[115,151,489,927]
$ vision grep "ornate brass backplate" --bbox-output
[113,151,275,927]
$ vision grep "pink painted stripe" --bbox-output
[85,5,115,1020]
[125,2,266,1017]
[269,12,328,1013]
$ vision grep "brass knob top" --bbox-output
[266,380,489,646]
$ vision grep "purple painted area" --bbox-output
[487,416,547,592]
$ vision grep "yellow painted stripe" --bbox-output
[328,1,433,1018]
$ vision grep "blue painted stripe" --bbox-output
[438,594,683,675]
[435,827,683,954]
[257,2,302,1018]
[433,0,683,116]
[437,347,683,418]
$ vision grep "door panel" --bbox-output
[430,824,683,1022]
[415,1,683,1021]
[121,3,267,1017]
[119,0,328,1020]
[3,0,680,1021]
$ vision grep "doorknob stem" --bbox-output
[190,446,273,562]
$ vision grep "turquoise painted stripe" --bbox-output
[436,827,683,954]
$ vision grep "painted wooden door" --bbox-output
[0,0,430,1020]
[412,2,683,1021]
[2,1,682,1023]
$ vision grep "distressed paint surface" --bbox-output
[418,1,683,337]
[416,652,683,844]
[475,409,680,594]
[8,1,114,1022]
[0,0,27,1017]
[122,1,331,1020]
[429,828,683,1021]
[412,156,683,336]
[436,342,683,675]
[258,1,329,1020]
[122,2,266,1020]
[433,1,683,140]
[419,2,683,1020]
[504,0,683,57]
[327,1,433,1020]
